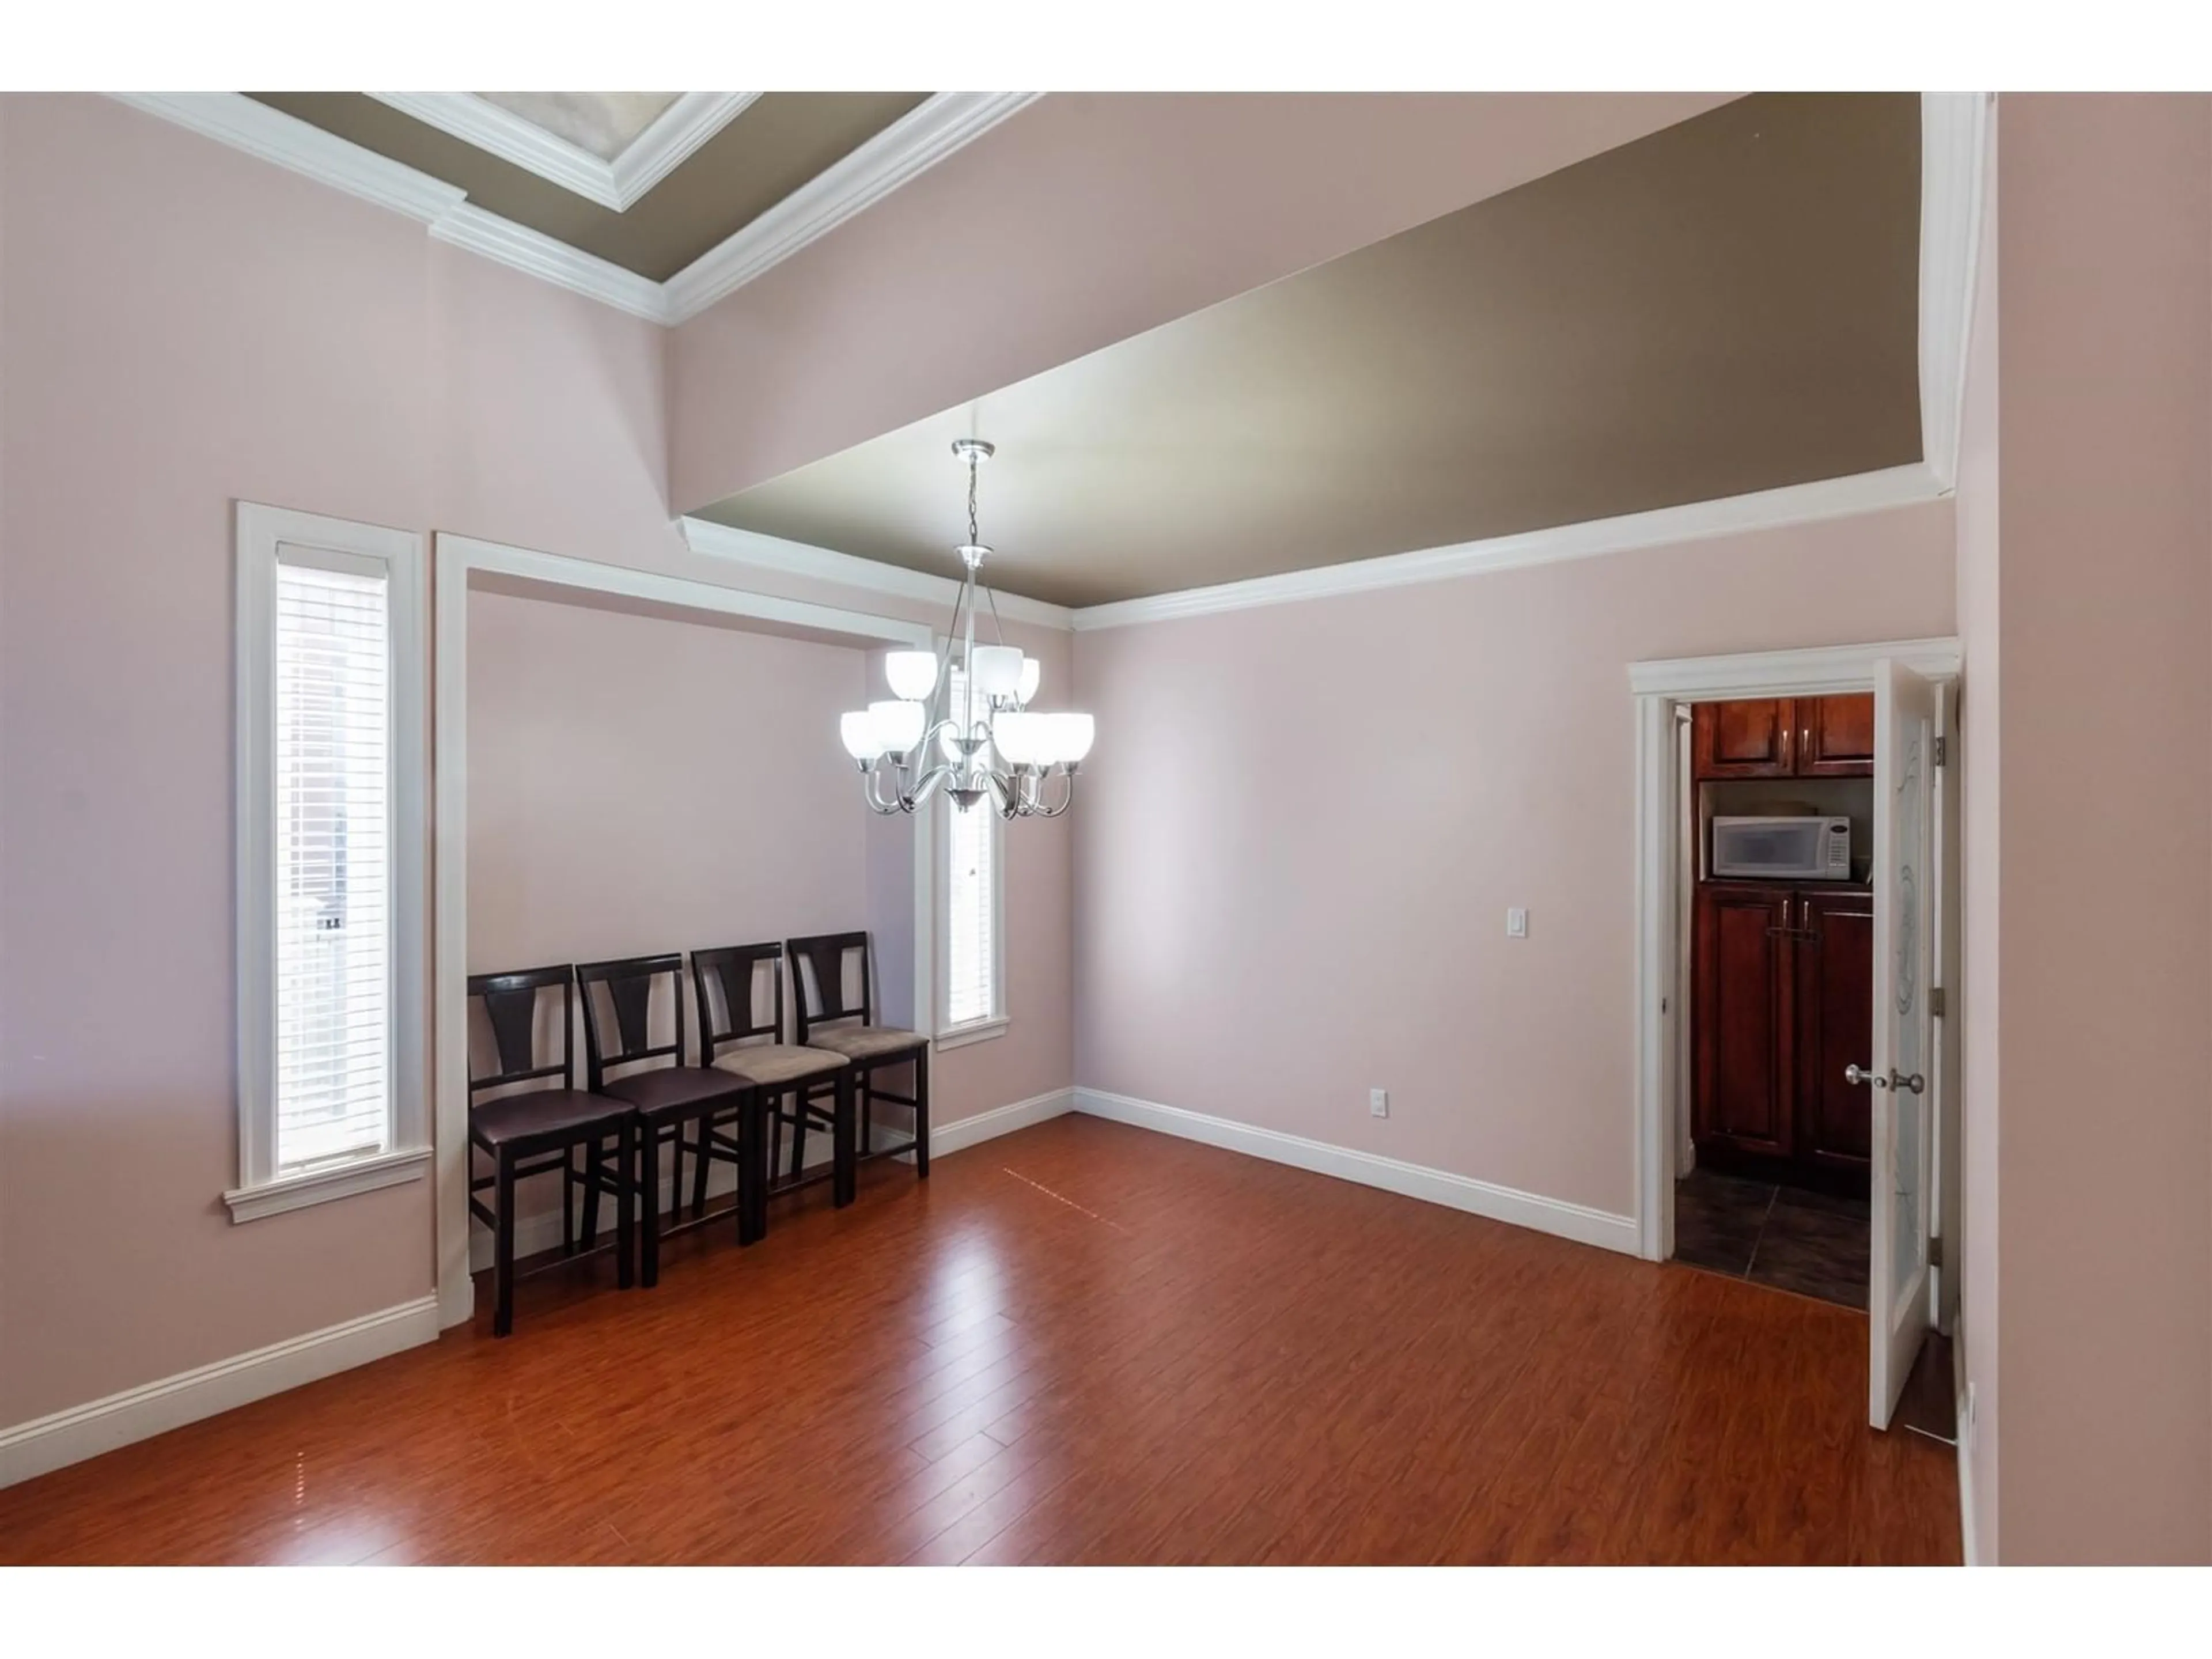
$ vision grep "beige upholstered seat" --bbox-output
[804,1024,927,1062]
[711,1043,849,1087]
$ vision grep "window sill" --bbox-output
[934,1017,1009,1052]
[224,1146,430,1224]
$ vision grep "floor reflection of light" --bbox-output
[929,1230,1006,1314]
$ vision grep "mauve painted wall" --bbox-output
[1073,505,1957,1217]
[1952,102,2003,1562]
[1986,94,2212,1564]
[668,93,1735,511]
[0,95,438,1425]
[0,96,1074,1428]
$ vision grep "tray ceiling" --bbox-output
[248,90,928,279]
[695,93,1924,610]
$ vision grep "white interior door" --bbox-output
[1865,658,1938,1428]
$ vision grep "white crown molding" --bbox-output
[662,92,1043,324]
[430,202,669,320]
[1919,92,1994,492]
[1073,1089,1639,1256]
[1071,463,1952,632]
[0,1295,438,1489]
[616,92,762,206]
[369,91,759,213]
[108,91,467,224]
[1627,634,1962,698]
[106,91,1041,327]
[678,514,1076,632]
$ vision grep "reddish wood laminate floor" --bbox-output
[0,1115,1960,1565]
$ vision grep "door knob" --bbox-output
[1846,1064,1925,1094]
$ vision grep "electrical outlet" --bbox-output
[1506,907,1529,938]
[1369,1088,1389,1119]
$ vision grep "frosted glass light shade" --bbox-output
[1050,712,1096,763]
[1017,656,1042,705]
[993,711,1043,767]
[870,699,926,755]
[884,649,938,700]
[839,710,884,760]
[972,644,1022,698]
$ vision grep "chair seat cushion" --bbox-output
[712,1043,849,1086]
[471,1088,628,1149]
[602,1065,749,1117]
[804,1025,927,1063]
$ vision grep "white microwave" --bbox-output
[1711,816,1853,881]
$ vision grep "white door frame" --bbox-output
[431,533,937,1328]
[1628,635,1961,1268]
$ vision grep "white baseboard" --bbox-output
[1072,1088,1641,1256]
[933,1088,1075,1156]
[0,1295,440,1490]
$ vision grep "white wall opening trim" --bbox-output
[431,535,938,1329]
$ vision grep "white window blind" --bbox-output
[944,666,1001,1029]
[271,556,393,1173]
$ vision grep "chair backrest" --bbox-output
[575,953,688,1092]
[465,964,575,1094]
[693,942,784,1063]
[785,930,872,1044]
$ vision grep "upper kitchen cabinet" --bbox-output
[1692,695,1875,782]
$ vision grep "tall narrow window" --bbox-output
[273,558,392,1171]
[941,665,1006,1039]
[230,505,426,1222]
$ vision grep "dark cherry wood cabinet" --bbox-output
[1692,698,1795,778]
[1692,880,1872,1192]
[1797,694,1876,777]
[1692,695,1874,782]
[1793,888,1874,1172]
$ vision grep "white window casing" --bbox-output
[229,503,427,1221]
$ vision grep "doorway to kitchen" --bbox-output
[1630,637,1961,1432]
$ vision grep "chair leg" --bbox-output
[737,1094,763,1246]
[493,1152,517,1337]
[692,1116,715,1219]
[638,1122,660,1290]
[914,1051,930,1178]
[791,1094,810,1180]
[615,1120,635,1290]
[582,1141,603,1249]
[562,1149,577,1257]
[858,1074,872,1157]
[834,1070,857,1207]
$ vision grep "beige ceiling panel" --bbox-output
[696,93,1922,608]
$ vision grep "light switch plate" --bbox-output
[1506,907,1529,938]
[1369,1088,1388,1119]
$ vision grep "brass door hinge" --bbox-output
[1930,986,1946,1018]
[1934,734,1948,767]
[1929,1234,1944,1270]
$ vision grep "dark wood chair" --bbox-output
[693,943,858,1235]
[465,965,634,1338]
[787,930,931,1181]
[575,953,756,1287]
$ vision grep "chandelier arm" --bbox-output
[908,763,953,809]
[861,763,907,816]
[984,578,1009,649]
[1033,767,1077,819]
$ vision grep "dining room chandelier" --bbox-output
[838,438,1094,818]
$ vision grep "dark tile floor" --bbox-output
[1673,1167,1870,1310]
